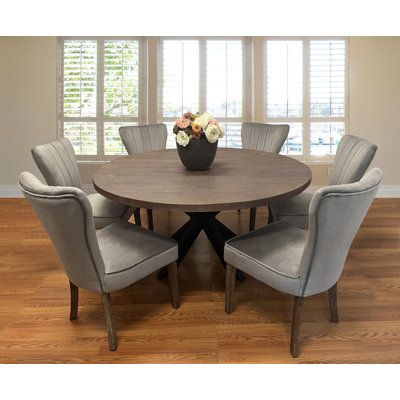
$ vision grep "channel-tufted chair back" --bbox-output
[329,135,377,185]
[19,172,105,293]
[241,123,290,153]
[31,138,83,189]
[299,168,383,297]
[119,124,168,155]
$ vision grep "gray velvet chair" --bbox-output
[19,172,180,351]
[119,124,168,231]
[224,168,383,357]
[31,138,134,229]
[241,122,290,231]
[271,135,378,229]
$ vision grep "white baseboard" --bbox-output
[0,186,24,198]
[1,184,400,198]
[376,185,400,198]
[309,185,400,198]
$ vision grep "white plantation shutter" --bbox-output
[265,40,303,155]
[310,40,345,117]
[60,37,145,159]
[161,38,247,149]
[206,40,242,118]
[103,40,140,155]
[207,40,244,148]
[104,40,140,118]
[309,39,346,156]
[264,38,347,159]
[266,41,303,118]
[63,40,97,118]
[162,40,199,118]
[63,40,97,155]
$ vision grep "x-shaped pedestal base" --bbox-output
[157,212,245,281]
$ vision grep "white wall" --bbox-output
[349,37,400,185]
[0,37,57,187]
[0,36,398,191]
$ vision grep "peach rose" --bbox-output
[192,123,202,133]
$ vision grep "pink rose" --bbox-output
[183,112,195,120]
[175,117,191,129]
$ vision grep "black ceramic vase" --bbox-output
[176,138,218,171]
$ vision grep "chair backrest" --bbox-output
[31,138,83,189]
[299,168,383,297]
[330,135,377,185]
[241,123,290,153]
[19,172,105,293]
[119,124,168,155]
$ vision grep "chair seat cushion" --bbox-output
[224,222,307,296]
[97,221,178,292]
[88,193,128,229]
[271,189,315,229]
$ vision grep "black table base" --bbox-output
[157,212,245,281]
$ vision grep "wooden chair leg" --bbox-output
[249,207,257,231]
[134,208,142,226]
[147,209,154,230]
[225,263,236,314]
[167,262,180,309]
[69,281,78,321]
[101,293,118,351]
[290,296,304,358]
[267,205,274,224]
[328,283,339,322]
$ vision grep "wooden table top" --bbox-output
[93,148,312,212]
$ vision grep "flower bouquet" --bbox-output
[173,112,224,171]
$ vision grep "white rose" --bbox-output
[193,112,212,130]
[176,130,190,147]
[205,124,220,143]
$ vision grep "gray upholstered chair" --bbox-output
[19,172,180,351]
[271,135,378,229]
[119,124,168,231]
[240,122,290,231]
[31,138,134,229]
[224,168,383,357]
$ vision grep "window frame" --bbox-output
[58,36,147,161]
[263,36,349,162]
[157,36,252,147]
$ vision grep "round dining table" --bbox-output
[93,148,312,280]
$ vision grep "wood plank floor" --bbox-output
[0,198,399,363]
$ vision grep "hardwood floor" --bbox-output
[0,198,399,363]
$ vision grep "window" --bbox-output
[59,37,346,161]
[264,38,347,159]
[160,38,249,148]
[59,38,146,159]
